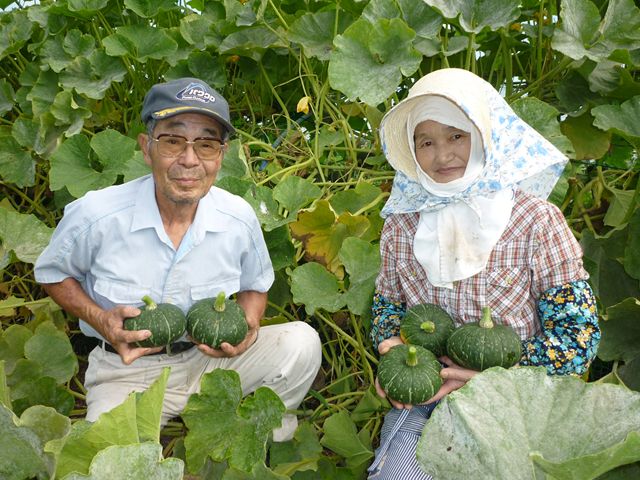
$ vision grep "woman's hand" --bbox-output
[377,335,404,355]
[424,356,478,403]
[376,336,415,409]
[375,343,480,408]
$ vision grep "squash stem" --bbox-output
[406,346,418,367]
[479,306,494,329]
[141,295,157,310]
[214,292,227,312]
[420,321,436,333]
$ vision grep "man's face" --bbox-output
[139,113,227,206]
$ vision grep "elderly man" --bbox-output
[34,78,322,441]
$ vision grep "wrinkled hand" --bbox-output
[194,328,258,358]
[97,305,163,364]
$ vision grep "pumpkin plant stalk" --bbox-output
[479,306,494,329]
[142,295,157,310]
[420,321,436,333]
[406,346,419,367]
[214,292,227,312]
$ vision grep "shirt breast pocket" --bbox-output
[395,260,430,304]
[93,277,153,306]
[485,267,531,317]
[190,277,241,302]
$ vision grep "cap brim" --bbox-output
[152,106,236,135]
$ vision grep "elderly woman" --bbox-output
[368,68,600,479]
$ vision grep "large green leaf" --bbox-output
[0,404,69,480]
[219,139,250,181]
[552,0,640,61]
[592,96,640,148]
[0,361,10,410]
[272,176,322,214]
[51,90,92,136]
[269,422,324,476]
[580,229,640,307]
[49,130,138,198]
[425,0,520,33]
[59,50,127,100]
[26,69,58,117]
[362,0,442,39]
[329,18,421,106]
[560,113,610,161]
[56,368,169,478]
[597,298,640,363]
[0,207,53,264]
[0,78,14,116]
[0,132,35,188]
[124,0,179,18]
[263,226,294,272]
[288,11,354,61]
[0,325,32,374]
[290,262,345,315]
[339,237,380,316]
[417,367,640,479]
[329,181,383,215]
[320,411,373,470]
[103,25,178,62]
[0,9,33,59]
[599,0,640,53]
[24,321,77,385]
[67,0,109,12]
[551,0,601,61]
[179,14,222,50]
[182,369,286,473]
[62,442,184,480]
[218,26,281,61]
[289,200,373,275]
[244,185,294,232]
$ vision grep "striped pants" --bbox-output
[367,403,437,480]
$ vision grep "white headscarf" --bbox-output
[378,69,568,288]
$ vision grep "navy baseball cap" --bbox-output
[141,78,235,135]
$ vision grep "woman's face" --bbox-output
[414,120,471,183]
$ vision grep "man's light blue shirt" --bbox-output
[34,174,274,340]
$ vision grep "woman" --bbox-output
[368,68,600,479]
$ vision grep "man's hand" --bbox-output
[195,327,258,358]
[97,305,162,364]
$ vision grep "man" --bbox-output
[34,77,322,441]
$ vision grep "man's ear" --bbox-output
[138,133,152,166]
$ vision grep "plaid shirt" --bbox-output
[375,189,588,340]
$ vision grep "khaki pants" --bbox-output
[84,321,321,441]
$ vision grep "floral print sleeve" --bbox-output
[370,292,406,352]
[521,280,600,376]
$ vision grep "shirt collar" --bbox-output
[131,176,231,242]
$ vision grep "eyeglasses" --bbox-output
[151,134,225,161]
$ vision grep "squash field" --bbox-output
[1,0,639,479]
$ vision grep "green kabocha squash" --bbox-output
[400,303,455,357]
[377,344,443,405]
[446,306,522,371]
[186,291,248,348]
[124,295,186,348]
